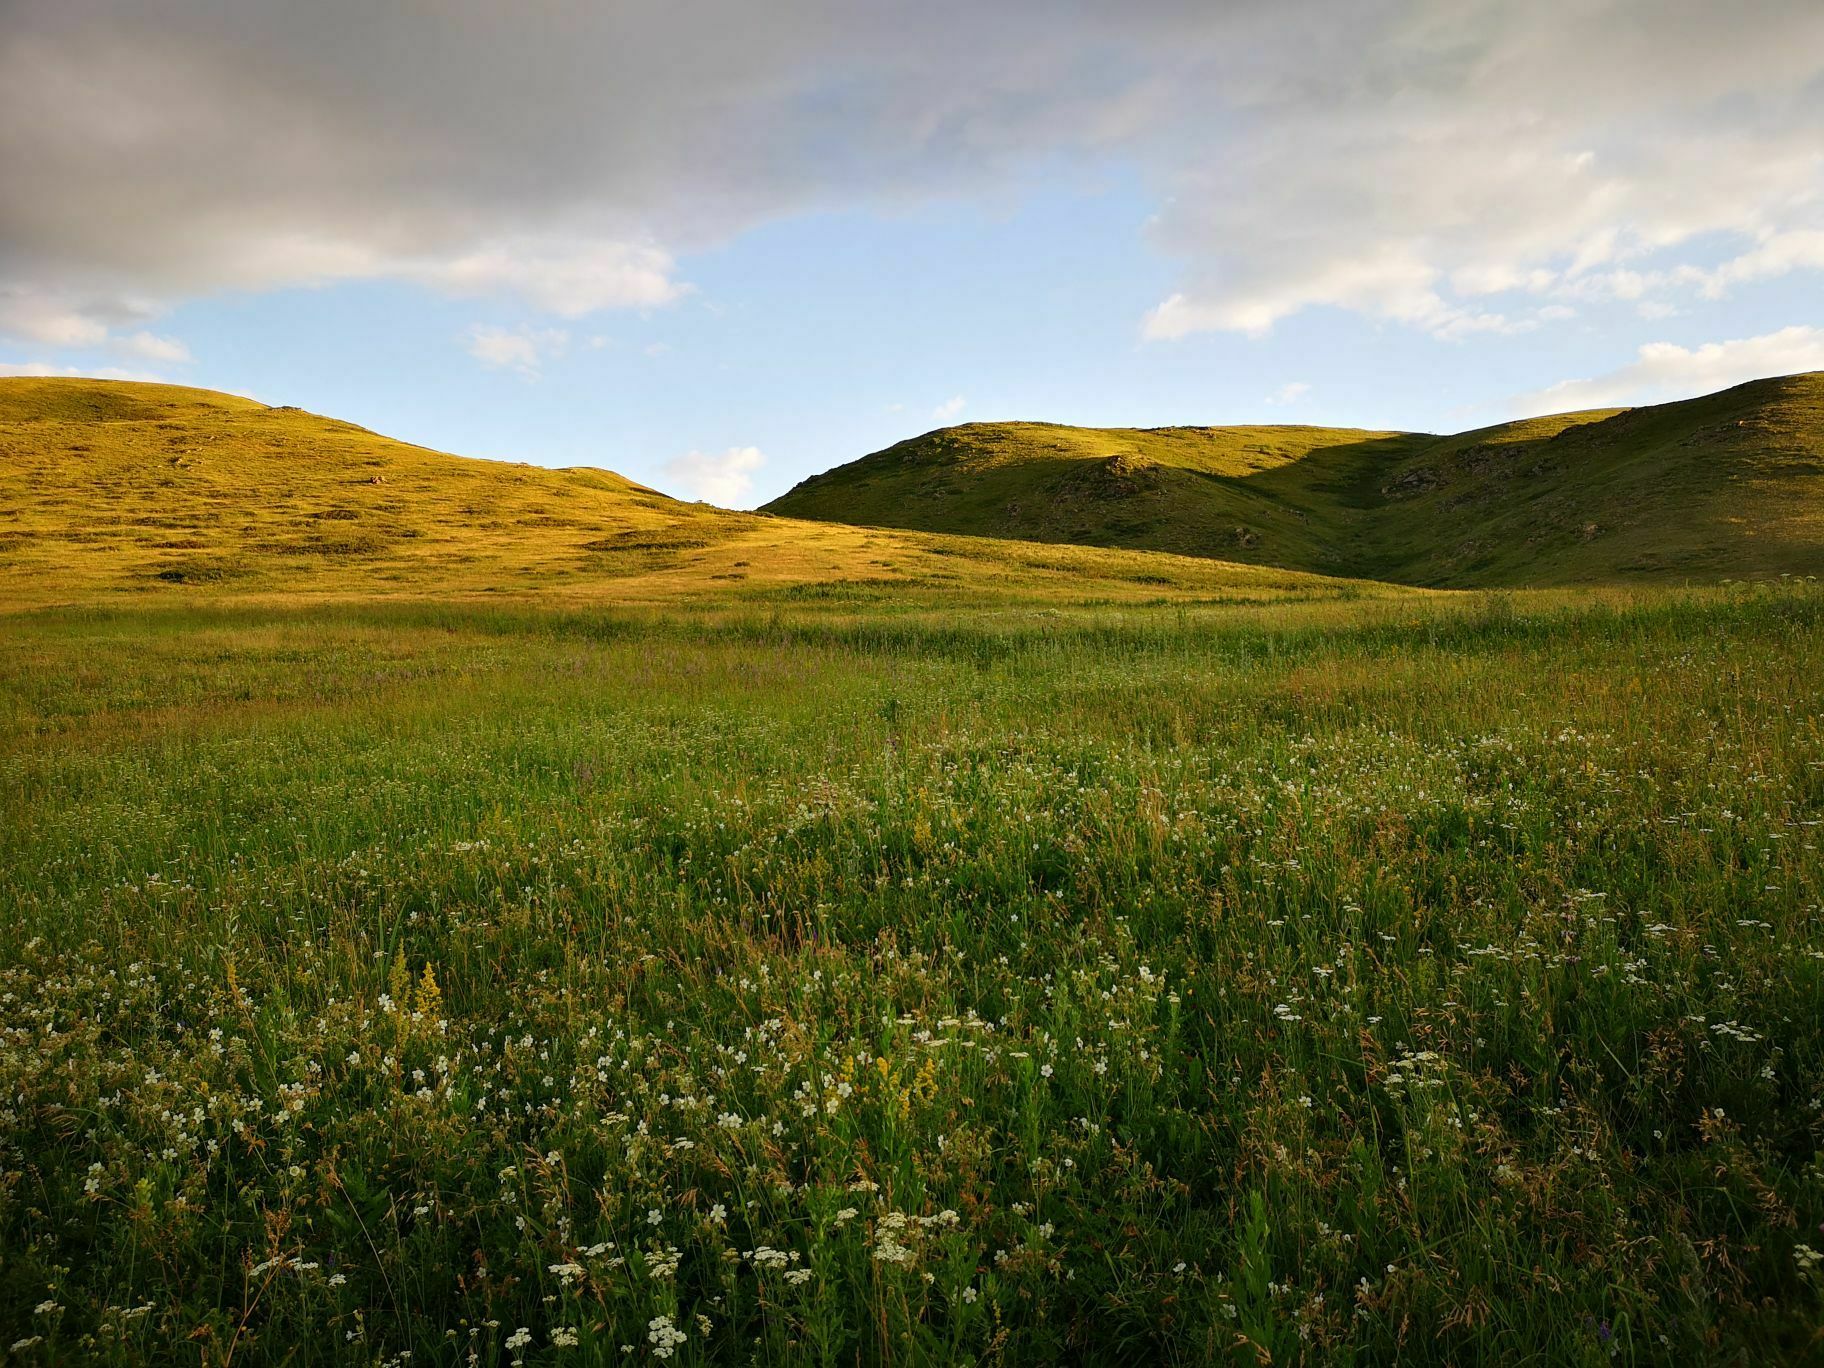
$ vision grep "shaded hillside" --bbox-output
[0,378,1376,609]
[1359,375,1824,584]
[767,422,1426,574]
[766,374,1824,585]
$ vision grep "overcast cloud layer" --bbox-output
[3,0,1823,425]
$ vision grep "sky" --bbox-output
[3,1,1823,508]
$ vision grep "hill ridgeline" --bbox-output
[766,373,1824,586]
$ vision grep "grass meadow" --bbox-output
[2,586,1822,1364]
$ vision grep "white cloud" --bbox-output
[0,361,170,381]
[932,395,967,421]
[462,324,569,377]
[1682,229,1824,299]
[1265,381,1309,405]
[1145,246,1472,339]
[0,288,191,364]
[661,445,765,507]
[0,293,110,347]
[1144,255,1541,345]
[1,0,1821,354]
[1137,3,1824,340]
[415,239,684,316]
[115,330,191,363]
[1509,326,1824,414]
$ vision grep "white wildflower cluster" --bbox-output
[646,1313,687,1359]
[872,1209,961,1265]
[1382,1048,1449,1094]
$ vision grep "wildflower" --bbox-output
[552,1327,580,1348]
[417,962,443,1020]
[505,1328,532,1351]
[647,1314,687,1359]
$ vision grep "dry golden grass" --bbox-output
[0,378,1391,612]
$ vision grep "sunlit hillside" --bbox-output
[0,378,1384,611]
[767,373,1824,585]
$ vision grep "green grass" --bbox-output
[770,420,1423,574]
[765,373,1824,586]
[3,585,1823,1364]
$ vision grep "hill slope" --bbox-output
[770,421,1427,571]
[0,378,1372,609]
[766,374,1824,585]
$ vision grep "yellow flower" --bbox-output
[388,950,411,1014]
[417,961,444,1022]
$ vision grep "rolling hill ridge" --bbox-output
[0,377,1362,609]
[7,372,1819,609]
[766,373,1824,585]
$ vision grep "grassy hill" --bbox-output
[766,373,1824,585]
[0,377,1372,610]
[771,421,1426,571]
[13,372,1814,611]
